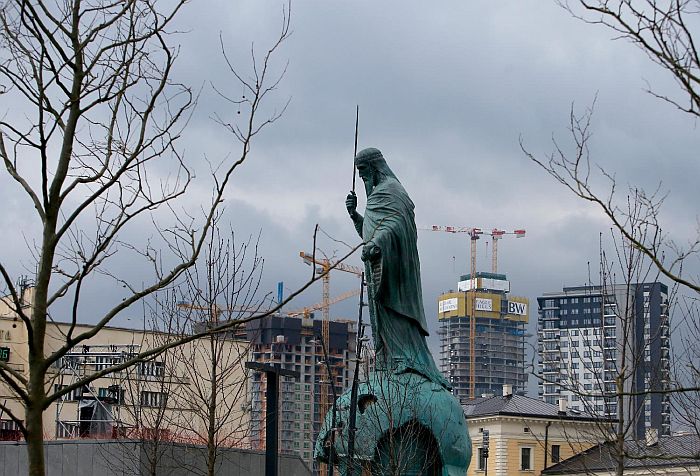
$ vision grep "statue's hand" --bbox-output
[361,242,381,262]
[346,192,357,218]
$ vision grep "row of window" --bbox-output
[477,445,560,471]
[543,297,603,307]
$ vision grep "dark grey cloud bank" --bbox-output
[2,1,698,393]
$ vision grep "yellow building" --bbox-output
[0,287,251,444]
[438,272,529,401]
[464,385,611,476]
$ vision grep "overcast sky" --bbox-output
[2,1,699,392]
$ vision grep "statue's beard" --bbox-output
[364,179,374,198]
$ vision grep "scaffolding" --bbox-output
[53,344,139,439]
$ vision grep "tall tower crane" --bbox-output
[423,225,526,399]
[299,251,363,432]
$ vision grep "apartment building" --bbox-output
[537,283,670,438]
[0,287,250,444]
[239,314,357,473]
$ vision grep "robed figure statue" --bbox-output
[345,148,448,388]
[315,147,470,476]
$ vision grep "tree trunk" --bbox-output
[26,373,46,476]
[207,335,218,476]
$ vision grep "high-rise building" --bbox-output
[537,282,670,437]
[240,315,356,473]
[437,272,529,402]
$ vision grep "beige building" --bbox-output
[0,287,251,445]
[464,385,611,476]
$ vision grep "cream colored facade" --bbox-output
[466,415,604,476]
[0,288,250,444]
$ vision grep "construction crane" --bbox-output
[422,225,526,399]
[286,288,361,318]
[299,251,363,442]
[176,302,229,323]
[423,226,526,274]
[176,302,266,324]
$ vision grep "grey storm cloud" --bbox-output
[2,0,699,395]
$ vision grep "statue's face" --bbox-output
[357,162,376,196]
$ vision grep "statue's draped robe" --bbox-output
[360,176,449,388]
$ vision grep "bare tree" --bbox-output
[522,4,700,473]
[0,1,293,474]
[524,1,700,294]
[162,226,262,476]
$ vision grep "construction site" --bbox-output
[426,226,529,402]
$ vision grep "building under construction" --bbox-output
[437,272,528,402]
[240,314,357,473]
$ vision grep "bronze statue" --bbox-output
[345,147,448,388]
[315,148,470,476]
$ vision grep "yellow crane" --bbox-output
[286,288,361,318]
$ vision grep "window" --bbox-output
[139,361,165,378]
[551,444,561,463]
[53,384,81,401]
[140,391,167,408]
[98,385,125,404]
[477,447,487,470]
[521,447,533,470]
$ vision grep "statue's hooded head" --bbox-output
[355,148,398,196]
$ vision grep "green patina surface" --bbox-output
[314,148,471,475]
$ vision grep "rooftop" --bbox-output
[463,392,608,423]
[542,434,700,474]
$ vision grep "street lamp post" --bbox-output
[245,362,300,476]
[310,336,340,476]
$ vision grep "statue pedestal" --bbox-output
[314,370,471,476]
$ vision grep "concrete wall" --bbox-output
[0,440,311,476]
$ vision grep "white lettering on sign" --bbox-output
[475,298,493,312]
[508,301,528,316]
[439,298,459,313]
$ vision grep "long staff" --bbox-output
[351,106,359,192]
